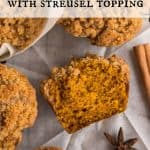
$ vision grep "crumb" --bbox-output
[41,54,130,133]
[37,146,62,150]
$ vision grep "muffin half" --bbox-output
[41,54,130,133]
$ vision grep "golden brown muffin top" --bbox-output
[59,18,142,46]
[0,64,37,150]
[41,54,129,133]
[0,18,46,49]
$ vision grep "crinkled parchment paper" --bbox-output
[6,20,150,150]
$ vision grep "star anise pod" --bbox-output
[104,127,138,150]
[0,61,6,64]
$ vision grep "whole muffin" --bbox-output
[59,18,142,46]
[0,64,37,150]
[0,18,46,50]
[41,54,130,133]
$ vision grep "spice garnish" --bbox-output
[104,127,138,150]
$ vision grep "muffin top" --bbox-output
[0,18,46,49]
[59,18,142,46]
[0,64,37,150]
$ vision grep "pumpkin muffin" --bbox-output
[0,18,46,50]
[0,64,37,150]
[59,18,142,46]
[41,54,130,133]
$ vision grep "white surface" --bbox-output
[6,20,150,150]
[0,0,149,18]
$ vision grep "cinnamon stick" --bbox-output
[134,44,150,100]
[144,44,150,72]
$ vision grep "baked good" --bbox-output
[0,64,37,150]
[59,18,142,46]
[37,146,62,150]
[41,54,130,133]
[0,18,46,49]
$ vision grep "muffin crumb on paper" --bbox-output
[37,146,62,150]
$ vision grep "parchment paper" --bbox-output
[6,19,150,150]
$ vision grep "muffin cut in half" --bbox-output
[0,64,37,150]
[59,18,142,46]
[41,54,130,133]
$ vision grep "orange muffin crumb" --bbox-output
[41,54,130,133]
